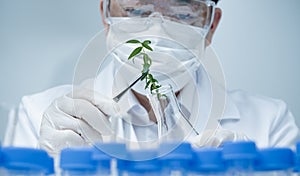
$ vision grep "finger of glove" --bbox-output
[43,101,103,142]
[56,96,114,136]
[199,129,237,147]
[69,78,117,114]
[39,124,86,156]
[190,129,222,147]
[214,129,236,142]
[68,87,119,116]
[208,129,249,146]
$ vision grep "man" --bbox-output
[7,0,300,156]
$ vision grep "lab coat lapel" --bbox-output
[221,92,241,121]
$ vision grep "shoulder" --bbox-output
[227,89,300,148]
[228,89,286,118]
[19,84,72,120]
[21,85,72,111]
[19,84,72,127]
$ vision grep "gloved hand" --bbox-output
[190,128,250,148]
[38,79,118,156]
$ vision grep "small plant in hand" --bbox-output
[126,39,165,98]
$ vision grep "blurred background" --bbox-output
[1,0,300,141]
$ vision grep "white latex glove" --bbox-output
[190,128,250,148]
[38,80,118,156]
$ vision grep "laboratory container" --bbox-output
[1,147,54,176]
[294,142,300,174]
[0,145,3,175]
[222,141,258,175]
[60,146,97,176]
[118,149,161,176]
[254,148,294,176]
[159,142,193,176]
[93,143,126,176]
[189,147,227,176]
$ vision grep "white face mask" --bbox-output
[106,16,207,95]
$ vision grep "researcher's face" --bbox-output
[99,0,222,45]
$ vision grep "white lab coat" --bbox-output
[5,61,300,149]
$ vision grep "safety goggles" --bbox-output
[103,0,216,30]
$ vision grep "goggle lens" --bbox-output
[104,0,215,30]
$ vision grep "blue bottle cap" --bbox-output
[295,142,300,172]
[0,146,3,166]
[297,141,300,150]
[295,141,300,157]
[159,142,193,160]
[222,141,258,160]
[93,142,126,160]
[47,157,55,175]
[92,143,125,170]
[122,149,161,173]
[255,148,294,171]
[159,142,193,169]
[2,147,54,174]
[116,159,127,172]
[127,149,158,161]
[60,147,97,172]
[192,148,226,173]
[222,141,258,171]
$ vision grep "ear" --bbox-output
[100,0,109,29]
[206,8,222,45]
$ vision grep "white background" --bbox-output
[1,0,300,140]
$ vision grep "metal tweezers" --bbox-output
[113,74,143,102]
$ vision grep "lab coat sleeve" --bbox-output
[10,97,40,147]
[269,100,300,148]
[9,85,72,148]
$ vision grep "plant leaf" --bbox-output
[142,42,153,51]
[128,47,142,60]
[143,40,151,45]
[148,74,154,80]
[126,39,141,44]
[152,78,158,83]
[145,80,151,89]
[150,84,155,93]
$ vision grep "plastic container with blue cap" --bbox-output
[189,148,227,176]
[294,142,300,173]
[1,147,54,175]
[222,141,258,175]
[60,147,97,176]
[158,142,193,176]
[255,148,294,176]
[118,149,161,176]
[93,143,126,176]
[0,145,4,175]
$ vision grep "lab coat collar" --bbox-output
[222,90,241,120]
[208,77,241,121]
